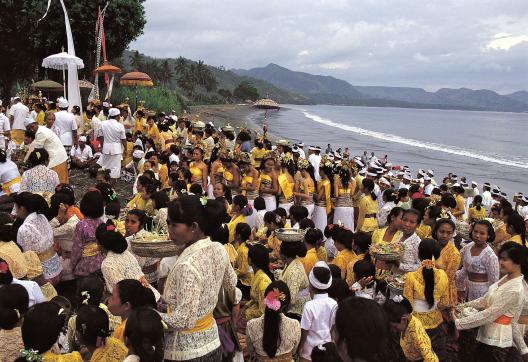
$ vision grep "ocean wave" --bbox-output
[302,111,528,169]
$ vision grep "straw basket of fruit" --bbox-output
[130,230,179,258]
[386,274,406,297]
[275,228,306,242]
[370,242,404,261]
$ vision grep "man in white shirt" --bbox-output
[0,106,11,150]
[481,182,493,210]
[8,96,29,145]
[97,108,126,181]
[423,176,434,196]
[308,146,322,181]
[25,117,69,183]
[53,97,78,153]
[71,136,93,169]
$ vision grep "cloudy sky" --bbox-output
[130,0,528,93]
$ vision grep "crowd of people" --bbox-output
[1,95,528,362]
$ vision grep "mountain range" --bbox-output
[233,63,528,112]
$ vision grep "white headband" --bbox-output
[309,261,332,290]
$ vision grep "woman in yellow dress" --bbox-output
[234,223,254,300]
[238,152,259,226]
[294,158,316,218]
[244,244,273,320]
[228,195,248,243]
[356,178,379,233]
[331,228,356,280]
[345,231,372,287]
[148,153,169,190]
[146,115,161,148]
[333,163,356,230]
[220,149,241,197]
[277,153,296,215]
[383,297,439,362]
[451,185,466,220]
[209,150,225,197]
[159,122,175,151]
[403,238,450,361]
[301,228,325,274]
[75,305,128,362]
[259,153,279,212]
[279,238,310,319]
[313,159,333,232]
[189,146,208,191]
[432,219,461,307]
[468,195,487,223]
[133,110,147,134]
[506,213,526,246]
[372,207,404,245]
[17,302,83,362]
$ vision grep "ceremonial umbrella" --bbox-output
[31,79,63,90]
[42,52,84,98]
[119,71,154,109]
[253,98,280,110]
[95,61,122,74]
[78,80,94,89]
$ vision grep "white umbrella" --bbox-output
[42,51,84,70]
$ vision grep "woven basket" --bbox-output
[275,228,306,242]
[388,282,404,297]
[130,240,179,258]
[372,252,402,261]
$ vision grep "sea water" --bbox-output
[248,104,528,196]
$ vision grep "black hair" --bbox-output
[328,278,350,301]
[426,205,442,221]
[499,242,528,279]
[403,208,423,225]
[96,220,128,253]
[311,265,332,292]
[411,198,429,218]
[397,188,409,199]
[0,258,14,285]
[383,297,413,323]
[387,206,404,225]
[353,259,376,282]
[19,302,64,358]
[150,191,169,210]
[507,213,526,246]
[473,195,483,211]
[27,148,49,168]
[353,231,372,260]
[324,224,342,239]
[48,192,72,219]
[418,239,441,308]
[362,178,377,201]
[248,244,273,280]
[338,166,351,190]
[127,209,148,229]
[138,174,154,188]
[0,149,6,163]
[116,279,156,309]
[80,190,105,219]
[211,223,229,245]
[264,211,285,228]
[235,222,251,243]
[432,218,456,240]
[440,193,456,209]
[382,188,398,203]
[254,196,266,211]
[232,194,248,210]
[14,192,49,215]
[0,283,29,329]
[470,219,496,243]
[263,280,291,358]
[95,182,119,205]
[335,297,389,362]
[167,195,225,237]
[189,183,203,196]
[105,201,121,218]
[76,275,105,306]
[124,307,164,362]
[55,183,75,205]
[305,228,324,246]
[335,229,354,250]
[289,205,309,223]
[453,185,465,195]
[75,305,110,347]
[280,240,307,258]
[299,218,316,230]
[311,342,343,362]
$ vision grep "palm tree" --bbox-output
[175,57,187,76]
[160,60,174,85]
[129,50,144,70]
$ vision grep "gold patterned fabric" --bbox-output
[90,336,128,362]
[235,242,254,287]
[435,241,461,307]
[0,241,28,279]
[245,269,272,320]
[280,258,310,316]
[332,249,356,280]
[0,327,24,362]
[400,316,439,362]
[403,266,449,329]
[42,350,83,362]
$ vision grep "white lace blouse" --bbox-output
[397,232,421,273]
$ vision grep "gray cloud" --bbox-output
[130,0,528,93]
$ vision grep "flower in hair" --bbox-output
[264,288,286,311]
[392,295,404,303]
[20,349,42,361]
[0,261,8,274]
[316,344,327,351]
[81,291,91,304]
[200,195,208,206]
[106,224,115,232]
[421,259,435,269]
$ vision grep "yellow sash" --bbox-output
[277,174,293,200]
[241,175,253,196]
[37,247,56,263]
[82,242,100,257]
[224,170,234,182]
[2,176,21,195]
[321,180,331,214]
[165,308,214,334]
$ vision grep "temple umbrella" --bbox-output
[79,79,94,89]
[42,51,84,98]
[253,98,280,110]
[119,71,154,109]
[96,61,122,100]
[31,79,63,90]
